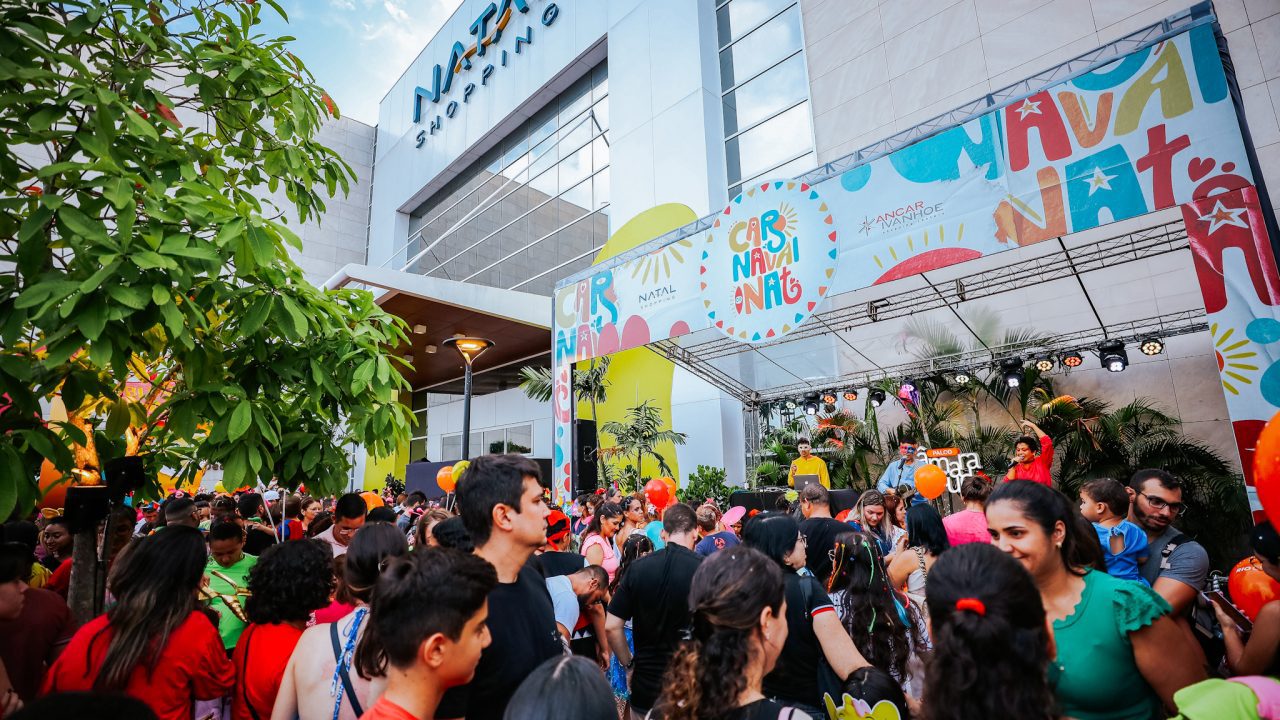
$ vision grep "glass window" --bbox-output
[725,102,812,184]
[719,5,802,91]
[411,391,430,411]
[723,51,807,136]
[469,432,482,458]
[441,434,461,461]
[507,424,533,454]
[736,151,816,193]
[409,438,427,462]
[411,410,428,438]
[483,429,505,454]
[717,0,795,46]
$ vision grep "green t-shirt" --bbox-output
[205,553,257,649]
[1049,569,1170,720]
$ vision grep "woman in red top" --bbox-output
[42,525,234,720]
[232,538,335,720]
[1004,419,1054,486]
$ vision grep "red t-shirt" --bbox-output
[43,610,235,720]
[44,558,72,598]
[231,623,304,720]
[360,697,420,720]
[1006,434,1054,486]
[314,600,356,625]
[0,588,75,701]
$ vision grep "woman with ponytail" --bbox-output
[656,546,805,720]
[43,526,234,720]
[986,480,1204,720]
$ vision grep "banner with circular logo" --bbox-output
[699,180,838,343]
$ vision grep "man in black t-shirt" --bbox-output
[436,455,561,720]
[798,483,847,584]
[607,503,702,718]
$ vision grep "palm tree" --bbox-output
[518,357,611,482]
[599,399,687,480]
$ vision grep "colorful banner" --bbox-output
[550,23,1266,500]
[1182,186,1280,518]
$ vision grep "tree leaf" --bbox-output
[123,107,159,140]
[228,400,252,442]
[105,398,130,437]
[240,295,274,336]
[0,445,24,521]
[80,300,107,340]
[58,205,108,243]
[107,284,148,310]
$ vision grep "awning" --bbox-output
[325,264,550,393]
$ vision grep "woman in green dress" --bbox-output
[986,480,1204,720]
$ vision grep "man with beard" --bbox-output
[1126,468,1208,616]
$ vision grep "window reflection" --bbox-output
[726,102,812,185]
[718,5,802,91]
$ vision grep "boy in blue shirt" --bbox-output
[1079,477,1149,584]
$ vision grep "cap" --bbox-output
[721,506,747,526]
[546,509,570,543]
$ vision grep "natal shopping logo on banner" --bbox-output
[700,181,838,343]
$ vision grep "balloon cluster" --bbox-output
[436,460,470,494]
[643,477,677,511]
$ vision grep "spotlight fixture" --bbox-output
[802,394,820,416]
[1060,351,1085,368]
[842,389,858,402]
[1032,356,1056,373]
[1001,357,1025,389]
[869,389,887,408]
[820,390,838,405]
[783,399,797,411]
[1139,337,1164,356]
[412,324,427,335]
[424,344,437,354]
[953,372,971,385]
[1100,340,1128,372]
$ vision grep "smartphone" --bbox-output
[1203,589,1253,633]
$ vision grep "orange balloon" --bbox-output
[38,460,70,510]
[1254,410,1280,529]
[1228,556,1280,621]
[915,464,947,500]
[361,491,384,509]
[660,476,677,501]
[437,465,456,493]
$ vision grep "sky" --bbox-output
[257,0,466,126]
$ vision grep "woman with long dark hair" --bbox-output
[888,505,950,615]
[986,481,1203,719]
[922,542,1056,720]
[272,523,409,720]
[581,502,623,584]
[656,546,803,720]
[742,512,867,715]
[617,494,649,549]
[43,526,234,720]
[827,532,925,698]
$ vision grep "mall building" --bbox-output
[298,0,1280,492]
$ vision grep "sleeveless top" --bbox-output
[581,534,619,583]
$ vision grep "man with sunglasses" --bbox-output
[875,435,921,497]
[1127,468,1208,616]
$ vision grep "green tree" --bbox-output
[600,399,687,480]
[519,356,611,482]
[0,1,412,513]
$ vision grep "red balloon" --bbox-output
[643,479,670,509]
[1228,556,1280,621]
[1254,410,1280,530]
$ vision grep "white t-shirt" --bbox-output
[315,526,348,557]
[546,575,580,634]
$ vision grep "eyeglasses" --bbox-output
[1138,491,1187,515]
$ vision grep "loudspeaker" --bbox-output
[65,486,112,534]
[104,456,147,500]
[572,419,599,496]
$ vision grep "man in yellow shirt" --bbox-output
[787,438,830,489]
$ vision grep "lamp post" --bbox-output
[443,336,494,459]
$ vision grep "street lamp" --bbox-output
[443,336,494,459]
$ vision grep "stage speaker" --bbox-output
[572,419,599,496]
[65,486,112,534]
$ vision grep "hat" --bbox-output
[262,490,281,502]
[721,506,746,526]
[546,509,571,543]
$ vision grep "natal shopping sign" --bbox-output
[549,21,1275,500]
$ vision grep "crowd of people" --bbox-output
[1,446,1279,720]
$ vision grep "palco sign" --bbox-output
[920,447,984,495]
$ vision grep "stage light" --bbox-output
[783,399,797,410]
[1001,357,1024,389]
[1061,351,1084,368]
[1033,356,1055,373]
[820,390,838,405]
[1100,341,1128,372]
[953,372,971,385]
[869,389,887,407]
[1139,337,1164,356]
[842,389,858,402]
[802,394,820,415]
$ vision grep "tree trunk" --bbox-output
[67,526,99,625]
